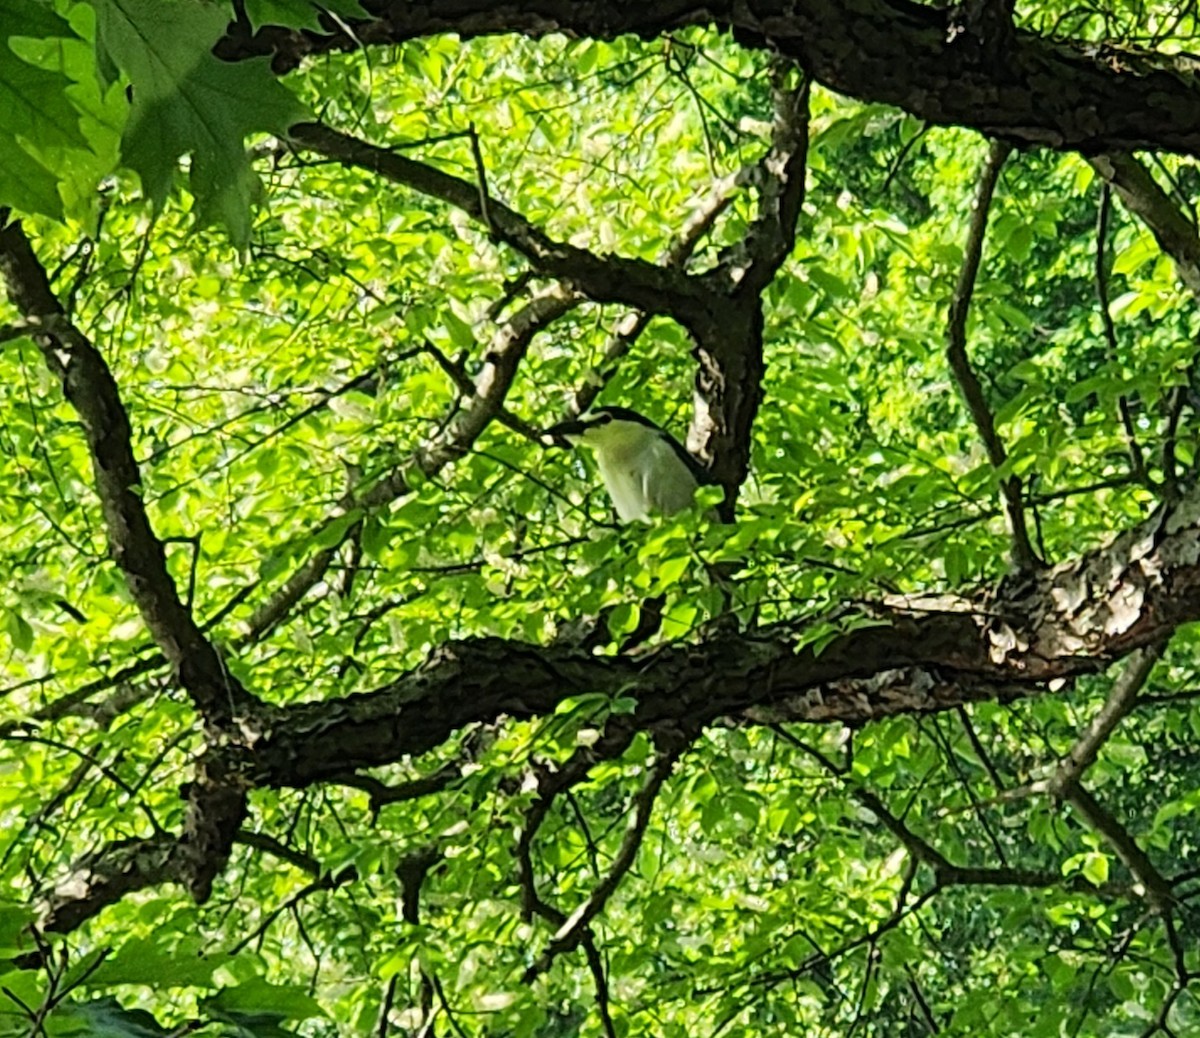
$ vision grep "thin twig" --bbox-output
[525,745,681,980]
[1049,645,1163,794]
[1095,183,1149,486]
[583,936,619,1038]
[945,140,1039,571]
[467,122,494,234]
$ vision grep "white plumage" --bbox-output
[546,406,705,521]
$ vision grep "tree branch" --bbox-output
[568,171,742,418]
[1095,184,1149,487]
[288,122,709,326]
[220,2,1200,157]
[525,743,684,979]
[708,68,810,298]
[36,465,1200,932]
[688,68,811,515]
[945,141,1039,571]
[0,217,257,724]
[1048,645,1163,795]
[1088,151,1200,500]
[1062,782,1175,909]
[1089,152,1200,299]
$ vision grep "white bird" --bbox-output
[545,406,709,521]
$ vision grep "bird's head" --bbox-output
[543,405,708,521]
[544,406,663,450]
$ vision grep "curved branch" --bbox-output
[688,69,811,514]
[221,2,1200,157]
[0,218,257,724]
[246,483,1200,789]
[288,122,709,325]
[1089,153,1200,299]
[36,448,1200,932]
[525,743,685,979]
[944,141,1039,571]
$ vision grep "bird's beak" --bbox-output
[542,418,587,447]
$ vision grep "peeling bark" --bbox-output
[38,482,1200,931]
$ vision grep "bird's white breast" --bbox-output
[594,432,698,521]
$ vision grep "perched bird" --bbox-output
[545,406,709,521]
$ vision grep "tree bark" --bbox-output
[218,1,1200,158]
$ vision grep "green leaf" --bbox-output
[0,905,35,957]
[441,310,476,350]
[5,610,33,653]
[93,0,308,241]
[244,0,369,32]
[1081,852,1110,887]
[57,996,174,1037]
[607,602,639,637]
[0,1,90,216]
[83,936,227,989]
[652,554,690,589]
[203,976,325,1022]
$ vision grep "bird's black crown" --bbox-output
[584,406,661,429]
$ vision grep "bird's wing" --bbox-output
[658,429,712,485]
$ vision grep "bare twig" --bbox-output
[289,121,706,322]
[945,140,1039,571]
[525,744,683,980]
[1095,184,1149,486]
[583,937,619,1038]
[466,121,494,233]
[1063,783,1174,909]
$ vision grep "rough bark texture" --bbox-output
[250,490,1195,789]
[0,220,255,725]
[217,1,1200,158]
[14,0,1200,945]
[34,481,1200,931]
[1089,152,1200,298]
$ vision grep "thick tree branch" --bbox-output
[40,836,178,933]
[36,436,1200,932]
[35,467,1200,930]
[252,483,1200,789]
[0,218,257,725]
[945,141,1039,571]
[715,71,810,298]
[688,71,811,515]
[221,2,1200,157]
[288,122,710,327]
[1089,152,1200,299]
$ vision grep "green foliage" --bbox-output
[0,1,91,217]
[92,0,306,242]
[0,3,1197,1037]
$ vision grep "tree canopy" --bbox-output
[1,1,1200,1035]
